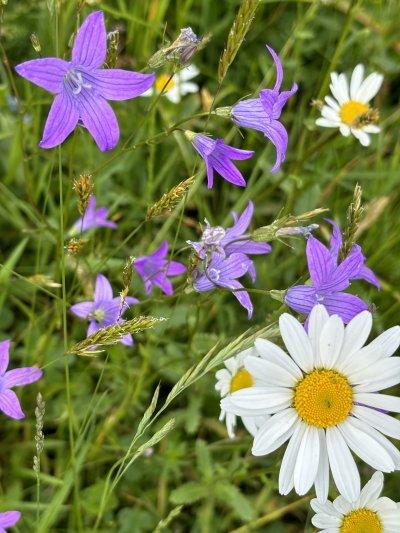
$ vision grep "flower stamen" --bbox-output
[340,508,382,533]
[230,369,253,393]
[339,101,369,126]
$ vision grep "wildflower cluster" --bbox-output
[5,3,394,530]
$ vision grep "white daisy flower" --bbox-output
[221,305,400,502]
[216,347,269,438]
[142,64,199,103]
[311,471,400,532]
[316,64,383,146]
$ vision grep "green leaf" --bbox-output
[170,481,209,504]
[215,481,255,521]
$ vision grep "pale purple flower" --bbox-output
[15,11,155,151]
[188,201,271,281]
[0,340,42,420]
[70,274,138,346]
[191,252,253,318]
[134,241,186,295]
[232,45,297,173]
[0,511,21,532]
[73,195,117,232]
[191,134,254,188]
[285,219,380,323]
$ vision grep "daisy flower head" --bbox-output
[221,305,400,502]
[216,347,269,438]
[142,64,199,103]
[316,64,383,146]
[311,471,400,532]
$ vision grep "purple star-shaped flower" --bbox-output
[0,340,42,420]
[15,11,155,151]
[191,134,254,189]
[188,201,271,281]
[191,252,254,318]
[73,195,117,233]
[285,219,380,323]
[70,274,138,346]
[0,511,21,532]
[231,45,297,173]
[134,241,186,295]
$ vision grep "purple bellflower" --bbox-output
[70,274,138,346]
[15,11,155,151]
[188,201,271,281]
[285,219,380,324]
[190,134,254,188]
[191,252,254,318]
[0,511,21,532]
[0,340,42,420]
[231,45,297,173]
[134,241,186,295]
[73,195,117,233]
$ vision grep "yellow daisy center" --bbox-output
[339,101,369,126]
[293,369,353,428]
[230,369,253,393]
[155,74,175,93]
[340,509,382,533]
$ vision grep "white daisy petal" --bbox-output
[338,343,382,377]
[324,95,340,111]
[351,128,371,146]
[368,326,400,358]
[179,64,200,82]
[312,513,341,529]
[222,387,293,416]
[244,355,297,388]
[352,357,400,392]
[353,404,400,440]
[353,392,400,413]
[332,495,352,516]
[242,414,269,437]
[279,421,306,495]
[321,106,341,121]
[363,124,380,133]
[179,81,199,94]
[356,72,384,103]
[330,72,349,104]
[252,408,298,456]
[315,428,330,502]
[254,338,303,380]
[372,496,399,512]
[340,417,399,471]
[319,315,344,368]
[311,499,343,517]
[308,305,330,367]
[225,412,237,438]
[326,426,360,502]
[339,124,350,136]
[316,117,341,128]
[358,471,383,508]
[294,425,320,495]
[350,64,364,100]
[338,310,372,360]
[279,313,314,372]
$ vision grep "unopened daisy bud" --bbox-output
[215,106,233,118]
[310,98,323,110]
[66,238,88,255]
[276,224,319,237]
[72,173,94,215]
[105,30,119,68]
[30,33,41,54]
[146,177,195,219]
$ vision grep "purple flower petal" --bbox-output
[356,264,381,290]
[72,11,106,69]
[306,236,335,288]
[218,143,254,161]
[319,250,363,293]
[218,279,253,319]
[266,44,283,91]
[166,261,187,276]
[39,92,79,149]
[0,389,25,419]
[0,339,10,375]
[120,334,134,346]
[4,367,42,388]
[152,241,168,259]
[209,155,247,187]
[95,275,113,302]
[151,272,174,295]
[0,511,21,528]
[225,241,271,256]
[79,92,119,151]
[321,292,368,324]
[263,119,289,173]
[326,219,342,263]
[227,201,254,236]
[87,321,101,337]
[285,285,317,315]
[91,69,155,100]
[247,261,257,283]
[15,58,69,93]
[70,301,94,319]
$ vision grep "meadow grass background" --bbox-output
[0,0,400,531]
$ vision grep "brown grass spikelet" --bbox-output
[119,256,135,318]
[146,177,195,219]
[72,173,94,215]
[218,0,260,83]
[351,108,379,128]
[339,184,364,261]
[66,238,88,255]
[69,316,167,356]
